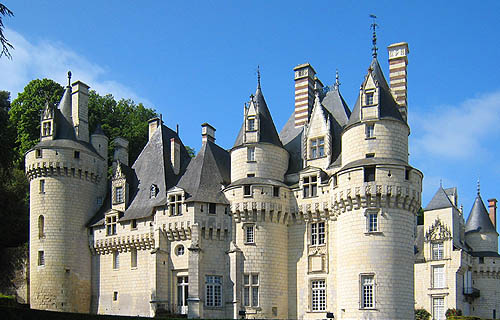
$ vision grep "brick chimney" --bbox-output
[71,81,90,142]
[201,123,216,144]
[488,198,497,229]
[293,63,316,127]
[148,117,162,141]
[170,137,180,175]
[387,42,409,121]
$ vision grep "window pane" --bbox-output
[244,275,250,285]
[252,274,259,285]
[252,287,259,306]
[243,287,250,306]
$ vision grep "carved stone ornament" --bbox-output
[425,218,452,242]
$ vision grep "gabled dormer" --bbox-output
[303,92,332,169]
[243,95,260,144]
[40,102,56,141]
[112,161,129,212]
[360,67,380,120]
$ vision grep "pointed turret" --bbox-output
[59,72,73,125]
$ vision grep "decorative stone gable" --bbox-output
[243,96,259,144]
[360,68,380,120]
[303,94,332,169]
[40,102,56,141]
[111,161,128,212]
[425,218,452,242]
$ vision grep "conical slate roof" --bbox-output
[346,58,404,127]
[321,86,351,126]
[465,193,497,234]
[425,187,454,211]
[233,86,283,148]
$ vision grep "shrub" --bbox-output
[446,308,463,317]
[415,308,431,320]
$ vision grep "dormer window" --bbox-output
[115,186,124,203]
[42,122,52,136]
[309,137,325,159]
[106,215,117,236]
[247,117,256,131]
[169,194,183,216]
[150,184,158,199]
[303,176,318,198]
[366,92,374,105]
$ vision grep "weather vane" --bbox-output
[370,14,378,58]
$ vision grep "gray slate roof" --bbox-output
[279,112,304,175]
[176,140,230,204]
[234,86,283,148]
[425,187,454,211]
[346,58,405,127]
[465,193,497,234]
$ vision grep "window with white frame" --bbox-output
[432,242,444,260]
[303,175,318,198]
[169,194,183,216]
[433,297,445,320]
[361,274,375,309]
[310,137,325,159]
[367,212,378,232]
[115,186,124,203]
[432,265,445,288]
[247,146,255,161]
[131,248,137,268]
[42,122,51,136]
[243,273,259,307]
[113,251,119,270]
[205,275,222,307]
[311,222,325,245]
[365,92,374,105]
[176,245,185,256]
[247,117,255,131]
[311,279,326,311]
[244,225,255,244]
[365,124,375,138]
[106,215,117,236]
[244,185,252,197]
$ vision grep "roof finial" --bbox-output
[440,179,442,188]
[257,65,261,89]
[334,69,340,89]
[67,70,72,87]
[477,177,481,195]
[369,14,378,58]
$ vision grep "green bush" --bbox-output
[447,316,481,320]
[446,308,463,317]
[415,308,431,320]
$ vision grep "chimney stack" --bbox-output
[387,42,409,121]
[71,81,90,142]
[293,63,316,127]
[488,198,497,229]
[113,137,129,167]
[148,117,162,141]
[201,123,216,144]
[170,138,181,175]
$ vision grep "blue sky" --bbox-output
[1,1,500,218]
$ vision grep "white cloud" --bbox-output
[411,90,500,159]
[0,28,152,106]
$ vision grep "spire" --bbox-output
[370,14,378,58]
[477,177,481,195]
[334,69,340,90]
[257,65,261,89]
[67,70,72,87]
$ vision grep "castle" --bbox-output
[24,38,500,320]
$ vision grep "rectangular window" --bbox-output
[113,251,119,270]
[208,203,216,214]
[367,213,378,232]
[42,122,51,136]
[361,275,375,308]
[273,186,279,197]
[433,266,445,288]
[364,166,376,182]
[115,186,124,203]
[311,222,325,245]
[205,275,222,307]
[39,179,45,193]
[36,149,42,158]
[303,176,318,198]
[131,248,137,268]
[311,279,326,311]
[309,137,325,159]
[245,225,255,244]
[432,242,444,260]
[131,219,137,230]
[38,250,45,266]
[113,291,118,301]
[74,151,80,159]
[243,273,259,307]
[433,297,445,320]
[365,124,375,138]
[169,195,183,216]
[247,118,255,131]
[106,216,117,236]
[405,168,410,180]
[244,185,251,197]
[366,92,374,105]
[366,153,375,158]
[247,147,255,161]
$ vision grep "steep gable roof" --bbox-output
[347,58,404,127]
[465,193,497,234]
[425,187,454,211]
[233,86,283,148]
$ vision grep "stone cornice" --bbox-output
[93,232,154,254]
[25,160,103,184]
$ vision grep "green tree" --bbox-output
[185,146,195,158]
[0,3,13,59]
[8,79,64,167]
[415,308,431,320]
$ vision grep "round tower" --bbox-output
[26,76,107,313]
[225,84,291,319]
[333,57,422,319]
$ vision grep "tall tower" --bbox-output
[224,82,291,318]
[333,49,422,318]
[25,73,108,313]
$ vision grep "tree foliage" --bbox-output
[0,3,13,59]
[415,308,431,320]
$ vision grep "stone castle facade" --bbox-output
[24,40,499,320]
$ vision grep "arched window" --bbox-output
[38,215,45,239]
